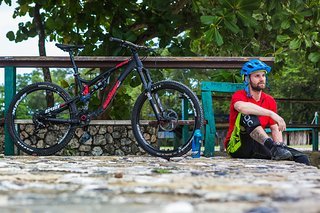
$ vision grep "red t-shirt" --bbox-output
[224,90,277,148]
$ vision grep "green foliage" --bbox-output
[270,52,320,123]
[4,0,201,56]
[192,0,320,65]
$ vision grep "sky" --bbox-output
[0,2,68,85]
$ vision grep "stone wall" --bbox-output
[0,121,149,156]
[56,124,146,156]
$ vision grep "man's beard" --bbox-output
[250,82,265,91]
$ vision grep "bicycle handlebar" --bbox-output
[109,37,151,51]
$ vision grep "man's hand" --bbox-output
[270,112,286,131]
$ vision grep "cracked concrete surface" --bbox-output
[0,155,319,213]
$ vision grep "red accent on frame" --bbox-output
[115,59,129,68]
[103,80,121,109]
[82,85,89,95]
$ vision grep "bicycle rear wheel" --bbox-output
[132,80,204,159]
[6,82,77,155]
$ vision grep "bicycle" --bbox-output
[6,37,204,159]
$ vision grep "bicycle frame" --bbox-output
[42,48,163,124]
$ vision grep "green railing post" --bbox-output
[182,98,189,144]
[201,90,215,157]
[201,82,244,157]
[4,66,16,155]
[312,112,319,151]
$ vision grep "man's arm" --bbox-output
[234,101,286,131]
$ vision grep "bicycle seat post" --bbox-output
[68,51,79,74]
[68,50,84,92]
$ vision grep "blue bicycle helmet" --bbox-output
[240,59,271,97]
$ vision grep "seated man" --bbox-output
[224,59,310,165]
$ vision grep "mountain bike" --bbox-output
[6,37,204,159]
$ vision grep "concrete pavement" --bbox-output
[0,155,319,213]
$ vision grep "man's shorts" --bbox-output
[226,113,271,159]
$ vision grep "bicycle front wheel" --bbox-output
[132,80,204,159]
[6,82,77,155]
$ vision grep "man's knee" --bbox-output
[240,114,261,134]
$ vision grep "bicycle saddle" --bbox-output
[55,43,85,52]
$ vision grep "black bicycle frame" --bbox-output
[41,49,164,124]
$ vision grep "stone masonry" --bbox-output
[0,121,148,156]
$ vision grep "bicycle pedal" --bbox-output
[79,132,92,144]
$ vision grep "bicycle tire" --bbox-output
[6,82,78,155]
[131,80,204,159]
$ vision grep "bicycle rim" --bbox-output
[132,81,202,158]
[8,83,76,155]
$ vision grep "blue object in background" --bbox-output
[192,129,202,158]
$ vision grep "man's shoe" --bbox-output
[270,142,293,160]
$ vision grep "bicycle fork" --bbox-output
[137,67,166,121]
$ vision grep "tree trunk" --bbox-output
[34,3,54,107]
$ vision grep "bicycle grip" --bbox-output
[109,37,123,43]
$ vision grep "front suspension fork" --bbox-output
[137,67,165,120]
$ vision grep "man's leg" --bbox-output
[240,133,272,159]
[250,126,310,165]
[240,114,270,145]
[285,147,310,165]
[242,114,293,160]
[227,114,268,158]
[227,113,253,158]
[228,114,293,160]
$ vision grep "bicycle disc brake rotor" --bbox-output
[159,109,178,131]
